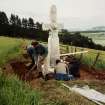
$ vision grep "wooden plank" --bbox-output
[60,51,88,57]
[62,83,104,105]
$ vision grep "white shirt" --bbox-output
[55,62,67,74]
[27,45,33,49]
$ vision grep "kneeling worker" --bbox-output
[54,59,74,81]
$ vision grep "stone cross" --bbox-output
[43,5,63,68]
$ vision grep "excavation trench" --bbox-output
[2,55,105,81]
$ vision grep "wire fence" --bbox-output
[60,45,105,70]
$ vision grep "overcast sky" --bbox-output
[0,0,105,30]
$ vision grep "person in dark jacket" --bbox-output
[27,41,48,70]
[27,41,36,68]
[35,43,48,60]
[67,57,80,78]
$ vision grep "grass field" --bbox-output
[81,32,105,46]
[0,37,42,105]
[0,71,41,105]
[60,45,105,69]
[37,80,105,105]
[0,36,22,66]
[0,36,105,105]
[81,49,105,69]
[0,36,105,69]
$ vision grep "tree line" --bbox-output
[0,11,48,41]
[0,11,105,51]
[60,30,105,50]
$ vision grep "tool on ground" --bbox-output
[62,83,105,105]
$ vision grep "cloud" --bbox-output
[0,0,105,29]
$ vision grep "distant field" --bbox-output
[81,32,105,46]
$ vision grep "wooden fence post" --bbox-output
[66,45,69,53]
[75,47,77,52]
[79,48,84,61]
[69,45,71,53]
[70,42,73,53]
[93,52,100,67]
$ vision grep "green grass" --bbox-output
[80,49,105,69]
[33,80,105,105]
[0,36,22,66]
[81,32,105,46]
[60,44,105,69]
[0,36,44,105]
[0,71,41,105]
[0,36,105,105]
[0,36,105,69]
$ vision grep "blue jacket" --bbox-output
[35,44,48,56]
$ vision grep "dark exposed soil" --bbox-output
[3,57,41,81]
[1,53,105,105]
[80,65,105,80]
[2,54,105,82]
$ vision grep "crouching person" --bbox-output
[67,57,80,78]
[27,41,36,69]
[54,59,74,81]
[35,42,48,72]
[27,41,48,71]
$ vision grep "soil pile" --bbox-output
[2,55,105,81]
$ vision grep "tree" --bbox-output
[10,14,16,26]
[9,14,21,27]
[0,11,8,25]
[22,18,28,28]
[0,11,105,51]
[35,22,42,30]
[15,15,21,27]
[28,17,34,29]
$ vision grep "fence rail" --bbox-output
[60,45,105,70]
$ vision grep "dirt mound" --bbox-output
[3,58,42,81]
[10,61,28,80]
[80,69,95,80]
[80,65,105,80]
[2,55,105,81]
